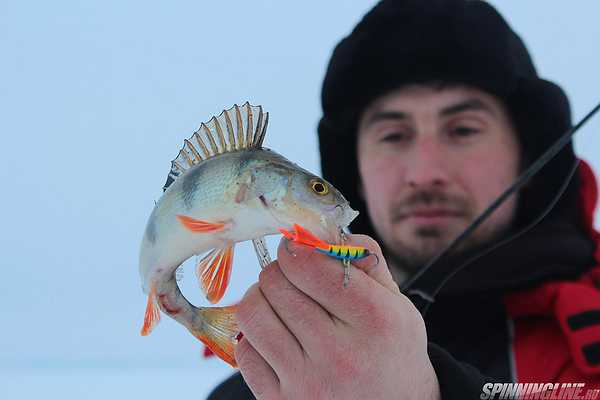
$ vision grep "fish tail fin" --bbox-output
[140,284,161,336]
[192,305,239,367]
[279,223,329,250]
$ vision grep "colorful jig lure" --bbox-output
[279,223,370,261]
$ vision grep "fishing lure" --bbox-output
[280,223,369,260]
[280,223,370,286]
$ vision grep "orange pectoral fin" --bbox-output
[140,283,161,336]
[196,245,235,304]
[176,215,226,232]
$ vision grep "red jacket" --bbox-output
[506,160,600,385]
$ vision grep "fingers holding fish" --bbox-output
[257,260,338,357]
[235,282,304,376]
[342,234,402,295]
[235,336,280,400]
[278,225,397,294]
[276,234,402,328]
[238,235,432,400]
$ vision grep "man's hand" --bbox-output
[234,234,440,400]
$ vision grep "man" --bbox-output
[209,1,600,398]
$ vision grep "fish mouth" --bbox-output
[323,203,359,239]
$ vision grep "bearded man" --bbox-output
[209,1,600,399]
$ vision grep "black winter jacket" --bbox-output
[207,165,599,400]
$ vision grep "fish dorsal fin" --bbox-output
[163,102,269,191]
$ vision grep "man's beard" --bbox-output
[384,224,513,285]
[379,189,515,284]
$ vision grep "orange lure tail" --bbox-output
[279,223,330,250]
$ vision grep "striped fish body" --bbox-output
[140,148,347,291]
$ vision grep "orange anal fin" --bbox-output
[194,305,239,368]
[140,283,161,336]
[176,215,226,232]
[196,245,235,304]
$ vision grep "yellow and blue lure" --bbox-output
[316,244,369,260]
[279,223,370,261]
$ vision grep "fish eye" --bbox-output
[310,179,329,196]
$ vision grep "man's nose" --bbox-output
[404,137,449,188]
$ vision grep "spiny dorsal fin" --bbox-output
[163,102,269,191]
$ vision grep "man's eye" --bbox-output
[450,126,479,137]
[380,132,407,142]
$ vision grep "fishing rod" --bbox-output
[402,100,600,315]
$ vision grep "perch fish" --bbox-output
[139,103,359,366]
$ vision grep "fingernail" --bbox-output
[234,331,244,342]
[362,252,380,269]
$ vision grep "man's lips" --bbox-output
[410,209,462,217]
[394,208,464,223]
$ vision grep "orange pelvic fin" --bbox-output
[176,215,226,232]
[194,305,239,368]
[196,245,235,304]
[140,283,161,336]
[279,223,329,250]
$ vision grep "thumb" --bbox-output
[346,234,401,295]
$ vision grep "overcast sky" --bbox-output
[1,1,599,399]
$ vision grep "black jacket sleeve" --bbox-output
[207,372,255,400]
[206,343,490,400]
[428,342,490,399]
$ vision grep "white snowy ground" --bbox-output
[3,364,231,399]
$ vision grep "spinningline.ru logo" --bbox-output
[481,383,599,399]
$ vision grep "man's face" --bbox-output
[357,85,521,277]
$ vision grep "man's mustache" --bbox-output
[391,190,471,220]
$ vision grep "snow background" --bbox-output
[1,1,599,399]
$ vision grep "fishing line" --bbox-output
[407,159,579,313]
[402,101,600,314]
